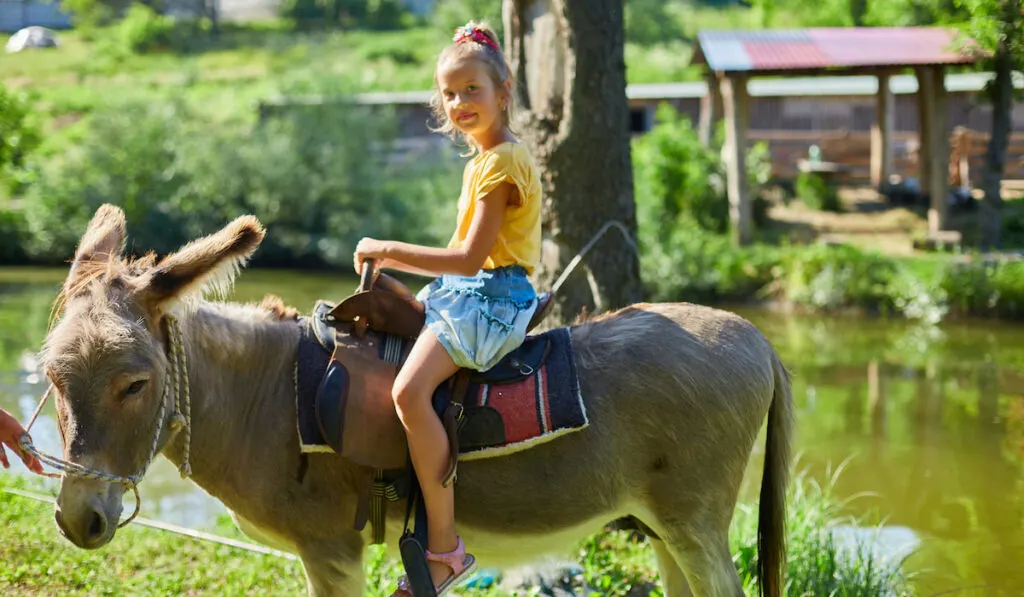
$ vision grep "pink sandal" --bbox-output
[391,536,477,597]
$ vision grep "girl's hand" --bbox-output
[353,237,390,274]
[0,408,43,474]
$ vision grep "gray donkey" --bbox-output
[40,205,793,597]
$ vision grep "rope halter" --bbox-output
[18,315,193,528]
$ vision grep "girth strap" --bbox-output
[441,370,470,488]
[369,468,402,544]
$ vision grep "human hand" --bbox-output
[353,237,389,274]
[0,408,44,474]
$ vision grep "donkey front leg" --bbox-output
[298,534,366,597]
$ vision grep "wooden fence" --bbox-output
[754,129,1024,184]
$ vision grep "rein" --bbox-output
[17,315,193,528]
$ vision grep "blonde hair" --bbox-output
[429,20,517,154]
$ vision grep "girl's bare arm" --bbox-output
[362,182,513,277]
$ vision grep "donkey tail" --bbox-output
[757,350,794,597]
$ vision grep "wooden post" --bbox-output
[721,73,751,246]
[916,66,948,232]
[929,66,950,232]
[698,72,723,147]
[952,127,972,189]
[915,67,933,200]
[871,72,894,189]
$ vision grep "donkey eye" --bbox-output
[124,379,148,396]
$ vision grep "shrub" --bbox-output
[634,104,775,240]
[782,244,900,313]
[625,0,684,46]
[633,104,729,235]
[118,3,177,53]
[430,0,503,35]
[639,224,781,303]
[21,89,457,268]
[941,257,1024,319]
[0,83,42,196]
[795,171,842,212]
[0,205,28,263]
[280,0,409,30]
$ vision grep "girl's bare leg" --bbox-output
[392,329,462,586]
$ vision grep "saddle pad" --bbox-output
[454,326,589,461]
[296,319,335,454]
[295,323,589,461]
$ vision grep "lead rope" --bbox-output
[17,315,193,527]
[549,220,639,296]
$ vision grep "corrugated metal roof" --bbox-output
[693,27,980,73]
[348,72,1019,106]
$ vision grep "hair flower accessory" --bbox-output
[453,23,501,53]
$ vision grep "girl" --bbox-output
[353,20,542,597]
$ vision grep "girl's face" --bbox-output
[436,56,508,143]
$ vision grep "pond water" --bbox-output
[1,267,1021,595]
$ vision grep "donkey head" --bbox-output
[43,204,264,549]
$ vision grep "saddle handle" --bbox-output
[359,258,378,293]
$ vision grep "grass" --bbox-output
[0,475,309,595]
[732,462,917,597]
[1,461,915,596]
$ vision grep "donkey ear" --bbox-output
[139,215,265,312]
[66,204,127,287]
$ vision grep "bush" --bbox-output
[430,0,503,36]
[21,88,458,268]
[0,83,41,196]
[782,243,901,313]
[118,3,177,53]
[633,104,730,236]
[941,258,1024,319]
[280,0,409,30]
[795,171,842,212]
[634,104,775,239]
[0,206,28,263]
[640,224,782,303]
[625,0,685,46]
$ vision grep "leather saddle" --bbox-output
[328,259,553,341]
[312,259,554,474]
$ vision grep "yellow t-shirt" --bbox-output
[447,142,543,275]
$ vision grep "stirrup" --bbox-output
[391,536,477,597]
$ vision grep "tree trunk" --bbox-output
[980,43,1014,250]
[849,0,867,26]
[503,0,643,324]
[206,0,220,35]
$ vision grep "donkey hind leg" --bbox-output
[650,536,694,597]
[297,535,366,597]
[641,514,744,597]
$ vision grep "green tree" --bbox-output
[281,0,407,29]
[953,0,1024,249]
[431,0,502,37]
[625,0,684,46]
[0,84,40,193]
[750,0,870,26]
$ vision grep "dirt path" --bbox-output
[766,185,1024,255]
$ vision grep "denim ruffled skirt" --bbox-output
[416,265,538,371]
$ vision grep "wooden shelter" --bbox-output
[691,27,982,245]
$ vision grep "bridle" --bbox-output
[18,315,193,528]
